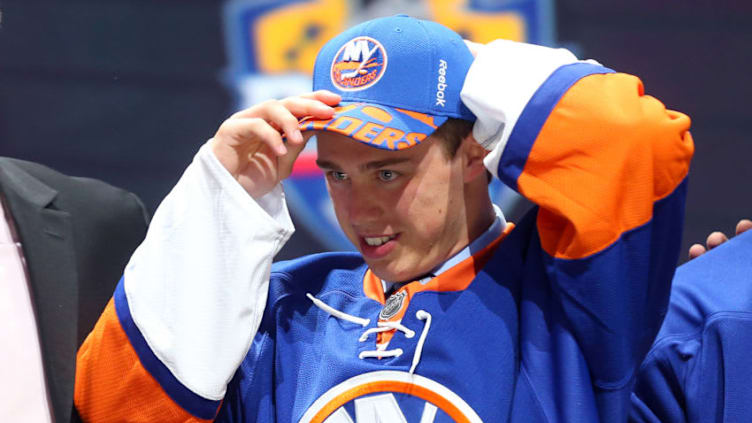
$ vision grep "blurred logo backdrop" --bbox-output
[222,0,554,250]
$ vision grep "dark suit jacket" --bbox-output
[0,157,149,423]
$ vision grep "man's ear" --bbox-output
[461,133,489,183]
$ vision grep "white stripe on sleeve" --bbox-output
[123,141,294,400]
[460,40,580,179]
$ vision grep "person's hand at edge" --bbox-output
[688,219,752,259]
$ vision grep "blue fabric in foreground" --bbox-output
[630,224,752,422]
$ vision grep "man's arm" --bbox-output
[462,40,693,420]
[74,92,339,422]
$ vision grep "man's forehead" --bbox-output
[315,147,410,169]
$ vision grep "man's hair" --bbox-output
[432,118,492,183]
[432,118,474,159]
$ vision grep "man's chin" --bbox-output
[366,261,425,285]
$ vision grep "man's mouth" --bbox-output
[359,234,399,258]
[363,235,396,246]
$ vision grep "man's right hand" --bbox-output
[688,219,752,259]
[211,90,340,199]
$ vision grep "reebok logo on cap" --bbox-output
[436,59,448,107]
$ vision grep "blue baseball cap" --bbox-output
[299,15,476,151]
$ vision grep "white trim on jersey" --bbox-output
[123,142,294,400]
[460,40,580,178]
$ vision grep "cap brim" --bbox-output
[299,102,447,151]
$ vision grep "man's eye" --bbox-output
[329,171,348,181]
[378,170,398,182]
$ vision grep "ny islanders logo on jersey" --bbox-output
[330,37,388,91]
[300,371,483,423]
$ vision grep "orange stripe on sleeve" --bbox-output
[517,72,693,259]
[75,298,214,423]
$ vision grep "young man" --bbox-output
[75,16,693,422]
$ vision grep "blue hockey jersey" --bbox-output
[630,230,752,422]
[74,41,693,422]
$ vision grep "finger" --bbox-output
[219,117,288,156]
[705,231,728,250]
[279,96,338,120]
[237,148,280,199]
[255,101,305,146]
[299,90,342,106]
[232,96,336,122]
[226,101,331,157]
[277,139,308,180]
[247,98,336,146]
[736,219,752,235]
[688,243,706,260]
[235,100,319,149]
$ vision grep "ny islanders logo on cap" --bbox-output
[330,36,387,91]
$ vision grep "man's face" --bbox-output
[315,131,472,282]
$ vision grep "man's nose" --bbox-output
[347,185,383,224]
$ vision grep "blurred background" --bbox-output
[1,0,749,262]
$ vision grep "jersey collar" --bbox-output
[365,205,510,304]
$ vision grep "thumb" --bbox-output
[278,132,313,180]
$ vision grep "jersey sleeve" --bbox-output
[462,39,693,413]
[74,142,294,422]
